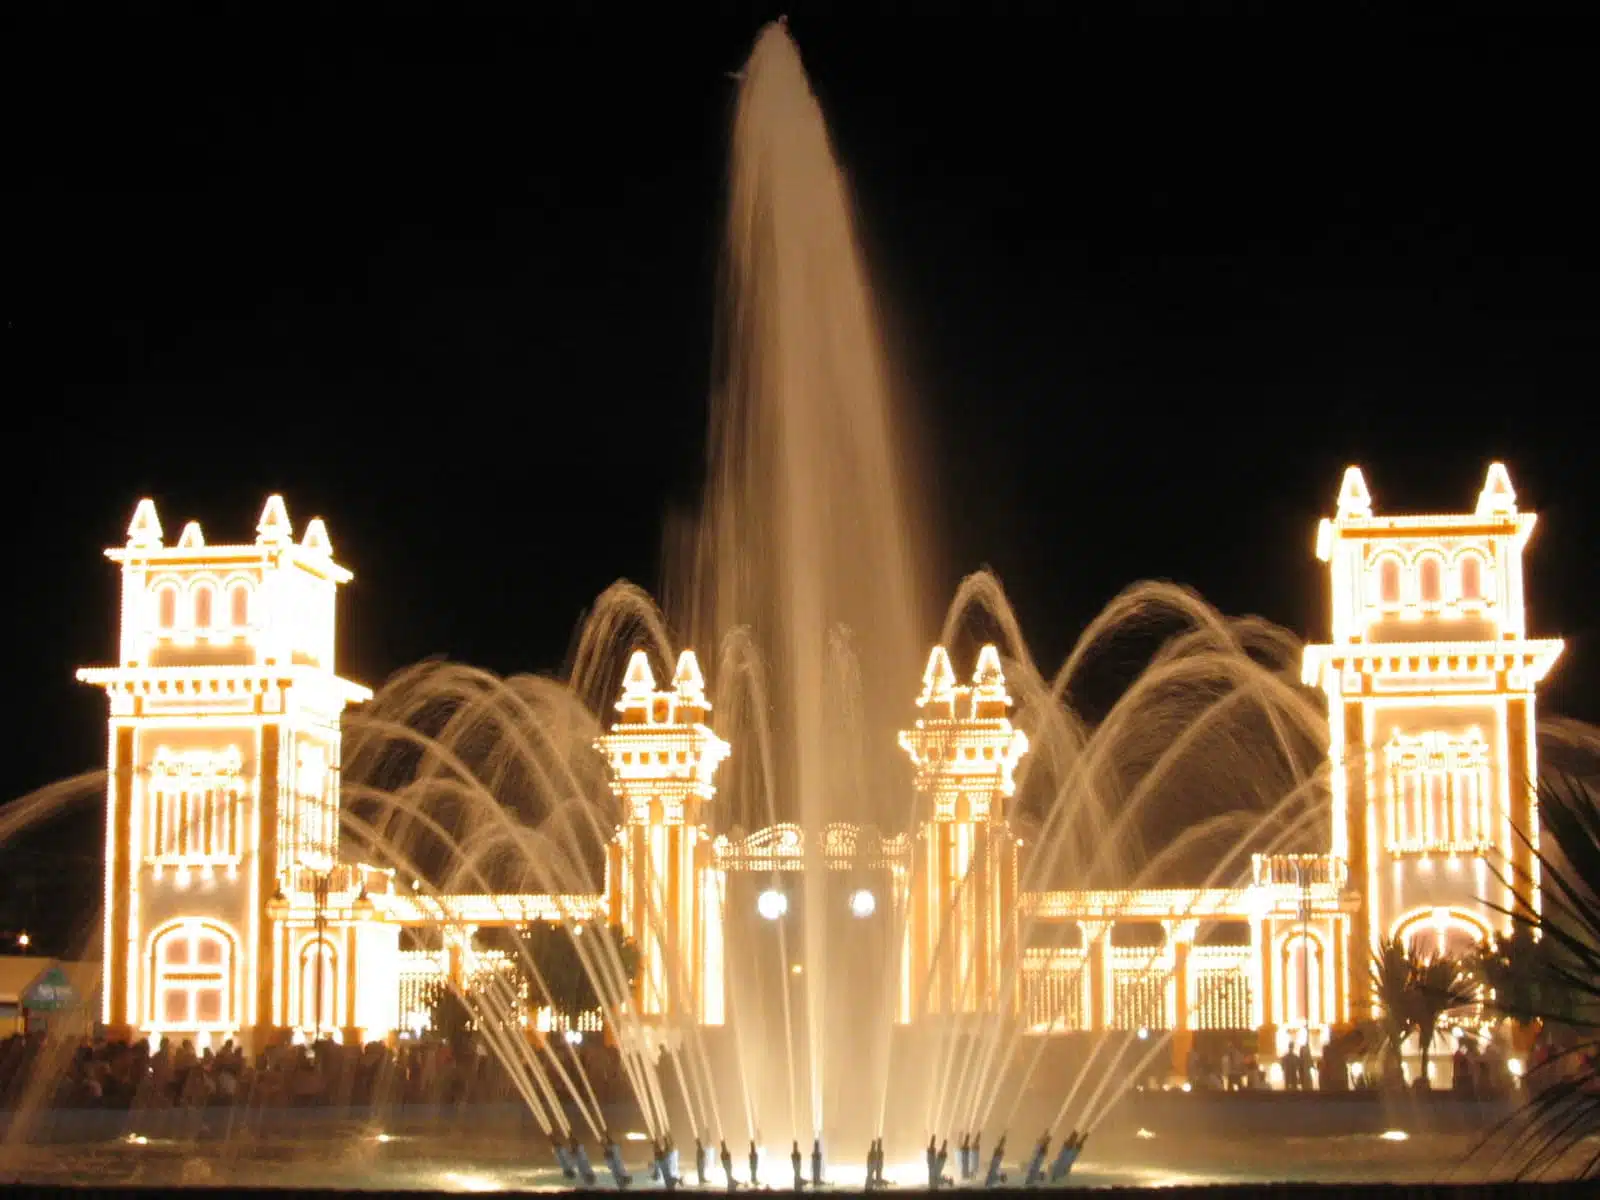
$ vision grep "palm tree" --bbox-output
[1481,769,1600,1178]
[1369,936,1415,1085]
[1406,951,1478,1087]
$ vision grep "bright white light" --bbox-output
[1135,1128,1155,1140]
[564,1030,584,1045]
[441,1172,500,1192]
[624,1132,650,1142]
[757,890,788,920]
[849,889,876,918]
[1379,1130,1409,1142]
[1509,1058,1524,1078]
[1137,1026,1150,1040]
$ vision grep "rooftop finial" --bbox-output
[619,650,656,708]
[1335,466,1372,519]
[256,495,293,546]
[919,645,957,707]
[671,649,709,710]
[176,521,205,550]
[127,498,163,548]
[1476,462,1517,517]
[301,517,333,556]
[971,644,1011,715]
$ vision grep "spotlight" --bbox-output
[849,889,876,918]
[757,890,788,921]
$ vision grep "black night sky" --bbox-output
[4,4,1598,950]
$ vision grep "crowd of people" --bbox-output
[1182,1034,1522,1095]
[0,1027,631,1114]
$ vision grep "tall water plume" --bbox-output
[689,22,926,829]
[685,21,929,1139]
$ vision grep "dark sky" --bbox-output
[4,4,1598,938]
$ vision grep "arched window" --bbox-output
[1458,553,1485,603]
[156,584,178,630]
[1376,556,1403,607]
[1281,933,1324,1028]
[297,938,339,1033]
[1417,555,1443,606]
[151,922,234,1029]
[229,582,251,628]
[192,583,215,630]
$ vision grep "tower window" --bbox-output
[1418,556,1443,606]
[229,582,252,628]
[193,584,215,630]
[147,746,245,864]
[156,584,178,630]
[151,922,235,1030]
[1376,557,1402,607]
[1458,554,1485,603]
[1384,730,1492,855]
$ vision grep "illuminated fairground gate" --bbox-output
[80,463,1563,1067]
[589,641,1036,1031]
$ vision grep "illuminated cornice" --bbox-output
[76,665,373,707]
[1301,639,1564,689]
[373,893,607,925]
[1023,884,1355,921]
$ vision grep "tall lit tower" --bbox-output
[899,645,1030,1019]
[1302,464,1563,1020]
[597,649,731,1023]
[78,497,371,1049]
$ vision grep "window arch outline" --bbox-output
[1369,551,1407,610]
[1414,550,1446,609]
[190,577,218,633]
[221,574,256,631]
[150,576,183,631]
[1452,548,1491,606]
[293,934,341,1033]
[1275,928,1328,1028]
[145,918,241,1032]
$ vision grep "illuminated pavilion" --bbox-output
[78,463,1562,1072]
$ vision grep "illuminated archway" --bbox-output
[293,935,341,1034]
[1277,929,1327,1029]
[1390,906,1490,961]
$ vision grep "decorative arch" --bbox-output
[146,918,241,1031]
[1452,548,1490,605]
[293,934,341,1034]
[1390,906,1491,961]
[1414,550,1446,608]
[189,576,218,631]
[1276,927,1327,1029]
[150,576,183,631]
[1369,551,1406,609]
[221,574,255,629]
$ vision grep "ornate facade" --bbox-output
[80,464,1562,1065]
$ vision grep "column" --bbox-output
[252,723,283,1052]
[1085,923,1109,1032]
[1343,699,1373,1022]
[105,726,135,1039]
[1505,697,1535,918]
[1256,917,1276,1056]
[1169,920,1196,1076]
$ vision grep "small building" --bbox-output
[0,957,101,1038]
